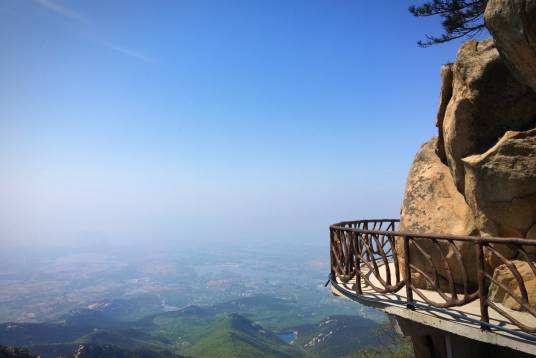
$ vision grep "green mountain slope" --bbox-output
[62,312,304,358]
[210,295,300,330]
[71,344,182,358]
[184,313,305,358]
[144,305,217,344]
[292,315,379,357]
[75,329,170,352]
[0,296,383,358]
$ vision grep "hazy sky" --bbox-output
[0,1,479,249]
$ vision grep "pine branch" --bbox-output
[409,0,487,47]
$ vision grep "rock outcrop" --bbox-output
[438,39,536,197]
[400,138,476,237]
[489,260,536,311]
[485,0,536,92]
[398,138,477,290]
[400,1,536,300]
[463,128,536,241]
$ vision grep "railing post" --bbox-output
[403,236,414,309]
[330,228,335,281]
[355,232,362,295]
[476,241,490,330]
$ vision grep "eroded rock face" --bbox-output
[398,138,477,289]
[463,129,536,239]
[485,0,536,92]
[439,39,536,194]
[489,260,536,311]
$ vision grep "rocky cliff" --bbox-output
[399,0,536,309]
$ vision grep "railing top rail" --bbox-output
[335,219,401,225]
[329,218,536,341]
[330,219,536,246]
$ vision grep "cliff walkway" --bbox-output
[328,219,536,354]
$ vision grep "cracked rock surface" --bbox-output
[485,0,536,92]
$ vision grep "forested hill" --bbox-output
[0,295,392,358]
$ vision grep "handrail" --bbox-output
[331,221,536,245]
[329,219,536,336]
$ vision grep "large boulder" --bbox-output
[398,138,477,290]
[400,138,476,236]
[488,260,536,311]
[485,0,536,92]
[463,129,536,240]
[438,39,536,196]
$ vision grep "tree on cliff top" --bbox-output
[410,0,488,47]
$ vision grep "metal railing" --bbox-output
[329,219,536,337]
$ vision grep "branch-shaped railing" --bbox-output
[329,219,536,337]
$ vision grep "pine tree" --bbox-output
[409,0,488,47]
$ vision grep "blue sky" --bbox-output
[0,0,479,249]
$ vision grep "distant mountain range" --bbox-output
[0,295,381,358]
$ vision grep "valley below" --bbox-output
[0,243,394,357]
